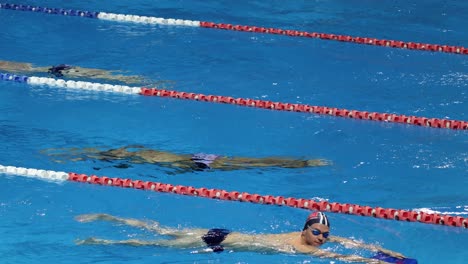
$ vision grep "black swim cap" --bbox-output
[302,211,330,230]
[47,64,72,77]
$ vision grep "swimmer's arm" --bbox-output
[307,248,385,263]
[65,66,145,84]
[329,236,405,258]
[33,66,53,72]
[224,243,379,262]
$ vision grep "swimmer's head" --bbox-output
[47,64,72,77]
[301,211,330,247]
[302,211,330,231]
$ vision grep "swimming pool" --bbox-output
[0,0,467,263]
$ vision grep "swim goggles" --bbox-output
[310,228,329,238]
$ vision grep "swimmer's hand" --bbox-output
[190,248,215,254]
[306,159,330,167]
[75,213,116,223]
[377,248,406,259]
[75,237,102,245]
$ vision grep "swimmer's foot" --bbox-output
[75,237,105,245]
[307,159,330,167]
[113,163,132,169]
[75,213,116,223]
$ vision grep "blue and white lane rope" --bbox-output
[0,73,141,95]
[0,165,68,182]
[0,3,200,26]
[1,3,467,55]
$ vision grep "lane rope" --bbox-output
[1,164,466,228]
[1,72,467,130]
[1,3,466,55]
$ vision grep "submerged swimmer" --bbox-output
[75,212,416,263]
[0,60,173,86]
[41,145,329,172]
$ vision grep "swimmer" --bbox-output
[0,60,173,86]
[41,145,329,172]
[75,211,415,263]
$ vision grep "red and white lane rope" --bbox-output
[1,164,467,228]
[1,3,466,55]
[2,73,467,130]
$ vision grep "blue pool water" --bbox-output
[0,0,467,263]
